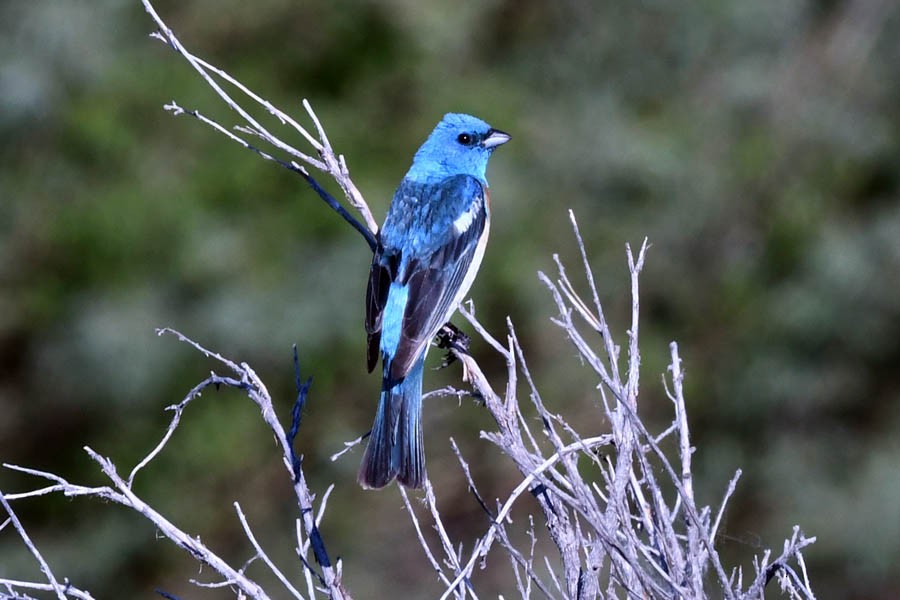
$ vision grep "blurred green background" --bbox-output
[1,0,898,598]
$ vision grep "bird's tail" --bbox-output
[358,357,425,489]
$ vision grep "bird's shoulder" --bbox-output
[393,174,484,208]
[382,175,486,253]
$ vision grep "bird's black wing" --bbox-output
[387,179,488,382]
[365,238,397,373]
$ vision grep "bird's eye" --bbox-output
[457,133,473,146]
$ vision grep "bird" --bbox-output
[359,113,510,489]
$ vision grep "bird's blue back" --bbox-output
[381,113,496,263]
[380,176,485,260]
[359,112,508,489]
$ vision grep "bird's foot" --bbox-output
[435,322,471,369]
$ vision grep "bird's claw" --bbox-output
[435,322,471,369]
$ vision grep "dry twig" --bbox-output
[396,210,816,600]
[3,329,348,600]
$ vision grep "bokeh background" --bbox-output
[2,0,899,598]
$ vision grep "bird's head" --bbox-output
[405,113,510,184]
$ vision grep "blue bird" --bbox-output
[359,113,510,489]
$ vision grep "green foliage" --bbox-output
[1,0,898,598]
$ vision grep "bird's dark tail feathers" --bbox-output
[358,357,425,489]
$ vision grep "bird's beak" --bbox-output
[482,128,511,149]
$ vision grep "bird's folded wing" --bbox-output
[369,177,488,382]
[365,242,392,373]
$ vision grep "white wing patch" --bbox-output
[447,209,490,324]
[453,197,482,235]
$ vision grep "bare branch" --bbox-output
[0,492,86,600]
[0,579,95,600]
[235,502,305,600]
[431,211,815,599]
[399,486,456,591]
[140,0,378,248]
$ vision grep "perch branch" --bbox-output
[140,0,378,250]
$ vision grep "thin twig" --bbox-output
[399,487,455,591]
[140,0,378,247]
[0,492,72,600]
[234,502,305,599]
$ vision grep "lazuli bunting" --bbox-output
[359,113,510,489]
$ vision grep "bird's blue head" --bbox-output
[405,113,510,184]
